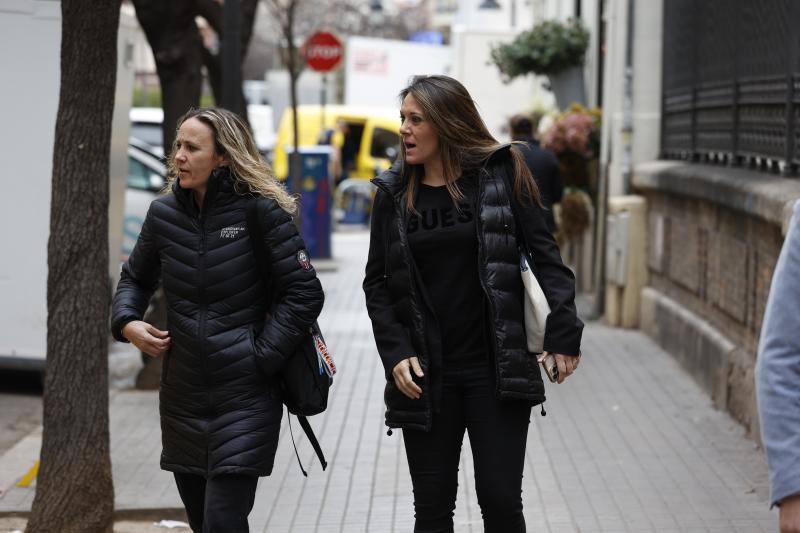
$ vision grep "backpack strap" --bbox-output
[286,409,329,475]
[298,415,328,470]
[246,197,328,473]
[246,197,269,277]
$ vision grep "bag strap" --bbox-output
[246,197,269,277]
[286,409,329,475]
[246,198,328,473]
[299,415,328,470]
[496,166,534,262]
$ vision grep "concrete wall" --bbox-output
[454,0,534,32]
[450,28,545,140]
[634,161,800,437]
[601,0,663,196]
[631,0,662,167]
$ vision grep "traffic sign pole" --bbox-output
[321,73,327,135]
[303,31,343,145]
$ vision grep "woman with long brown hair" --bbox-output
[112,107,324,532]
[363,75,583,532]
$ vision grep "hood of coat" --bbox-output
[371,143,514,197]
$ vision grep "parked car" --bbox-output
[129,105,276,160]
[129,107,165,158]
[122,139,166,261]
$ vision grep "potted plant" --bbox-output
[490,18,590,108]
[541,104,601,244]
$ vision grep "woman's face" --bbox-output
[399,94,440,167]
[174,117,225,192]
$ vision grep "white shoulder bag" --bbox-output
[499,165,552,354]
[520,249,551,353]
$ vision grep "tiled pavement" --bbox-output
[0,230,777,532]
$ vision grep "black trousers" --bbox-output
[402,359,532,533]
[173,472,259,533]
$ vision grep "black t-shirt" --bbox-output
[407,177,486,363]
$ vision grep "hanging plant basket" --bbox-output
[490,18,590,79]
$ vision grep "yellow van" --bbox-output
[272,105,400,182]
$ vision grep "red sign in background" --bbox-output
[303,31,344,72]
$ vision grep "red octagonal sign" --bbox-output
[303,31,344,73]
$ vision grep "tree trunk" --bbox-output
[132,0,203,155]
[197,0,260,124]
[286,2,303,230]
[26,2,120,532]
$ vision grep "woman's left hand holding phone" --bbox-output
[122,320,171,358]
[392,356,424,400]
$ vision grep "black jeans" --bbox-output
[403,359,532,533]
[173,472,259,533]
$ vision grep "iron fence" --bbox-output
[661,0,800,175]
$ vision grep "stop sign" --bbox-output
[303,31,344,72]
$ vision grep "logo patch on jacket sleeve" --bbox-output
[297,249,313,271]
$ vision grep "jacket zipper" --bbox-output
[475,170,502,382]
[197,213,211,475]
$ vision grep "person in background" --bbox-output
[509,114,564,234]
[756,199,800,533]
[111,107,324,532]
[364,75,583,533]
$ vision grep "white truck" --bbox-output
[0,4,137,377]
[344,36,452,108]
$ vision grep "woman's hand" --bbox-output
[538,352,580,384]
[392,357,424,400]
[122,320,171,358]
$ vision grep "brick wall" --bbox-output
[644,193,783,356]
[633,161,800,435]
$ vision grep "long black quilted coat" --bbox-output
[363,145,583,431]
[111,167,324,477]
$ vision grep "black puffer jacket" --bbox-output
[111,168,324,477]
[363,146,582,431]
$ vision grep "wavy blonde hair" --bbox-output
[167,107,297,214]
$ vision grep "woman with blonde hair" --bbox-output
[363,75,583,532]
[111,107,324,532]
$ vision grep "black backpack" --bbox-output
[246,197,333,475]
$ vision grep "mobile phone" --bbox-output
[541,353,559,383]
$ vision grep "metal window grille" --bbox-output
[661,0,800,175]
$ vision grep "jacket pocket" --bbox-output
[383,373,426,412]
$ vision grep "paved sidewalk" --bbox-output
[0,230,777,532]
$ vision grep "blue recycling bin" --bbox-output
[285,147,332,259]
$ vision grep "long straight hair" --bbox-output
[167,107,297,214]
[398,75,540,214]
